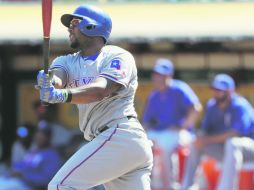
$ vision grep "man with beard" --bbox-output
[36,5,153,190]
[180,74,254,190]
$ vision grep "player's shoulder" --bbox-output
[102,45,134,58]
[231,94,252,109]
[52,52,80,64]
[149,90,159,99]
[102,45,129,54]
[171,79,192,91]
[171,79,189,86]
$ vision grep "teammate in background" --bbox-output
[11,123,35,164]
[36,5,153,190]
[180,74,254,190]
[0,122,61,190]
[142,58,202,190]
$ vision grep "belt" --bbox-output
[98,116,137,133]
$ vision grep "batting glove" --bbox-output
[40,85,70,104]
[36,70,53,90]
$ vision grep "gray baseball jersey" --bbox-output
[50,45,138,141]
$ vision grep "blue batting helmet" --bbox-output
[61,5,112,42]
[211,74,235,91]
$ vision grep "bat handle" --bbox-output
[42,37,50,106]
[43,37,50,74]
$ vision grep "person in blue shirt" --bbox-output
[181,74,254,190]
[0,121,62,190]
[11,123,35,165]
[142,58,202,189]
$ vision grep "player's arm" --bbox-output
[205,130,239,144]
[38,72,122,104]
[195,130,238,149]
[202,105,252,145]
[50,68,67,89]
[37,68,67,89]
[68,77,122,104]
[181,103,202,130]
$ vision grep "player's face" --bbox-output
[152,72,170,91]
[34,131,50,148]
[211,88,229,103]
[68,19,95,50]
[68,19,82,48]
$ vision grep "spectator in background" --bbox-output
[33,101,76,157]
[0,122,62,190]
[0,123,34,176]
[11,123,35,164]
[142,58,202,189]
[181,74,254,190]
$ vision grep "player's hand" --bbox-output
[193,137,207,150]
[40,85,68,104]
[35,70,53,90]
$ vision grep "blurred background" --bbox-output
[0,0,254,183]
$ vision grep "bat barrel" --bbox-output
[42,0,52,37]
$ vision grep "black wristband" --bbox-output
[66,90,72,103]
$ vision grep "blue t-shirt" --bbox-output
[201,94,254,137]
[142,79,200,131]
[12,147,62,189]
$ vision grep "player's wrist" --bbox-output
[65,89,72,103]
[41,87,72,104]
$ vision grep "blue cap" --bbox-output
[211,74,235,91]
[153,58,174,76]
[37,120,52,136]
[17,126,29,138]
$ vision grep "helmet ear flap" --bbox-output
[78,18,101,37]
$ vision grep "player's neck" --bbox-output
[80,39,105,56]
[80,47,101,56]
[218,96,231,110]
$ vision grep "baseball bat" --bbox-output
[41,0,52,105]
[42,0,52,74]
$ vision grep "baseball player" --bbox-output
[180,74,254,190]
[142,59,202,189]
[36,5,153,190]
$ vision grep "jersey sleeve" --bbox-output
[231,105,253,136]
[50,56,70,85]
[179,82,200,108]
[99,52,135,87]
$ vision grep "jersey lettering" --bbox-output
[69,77,95,88]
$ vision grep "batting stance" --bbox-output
[36,5,153,190]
